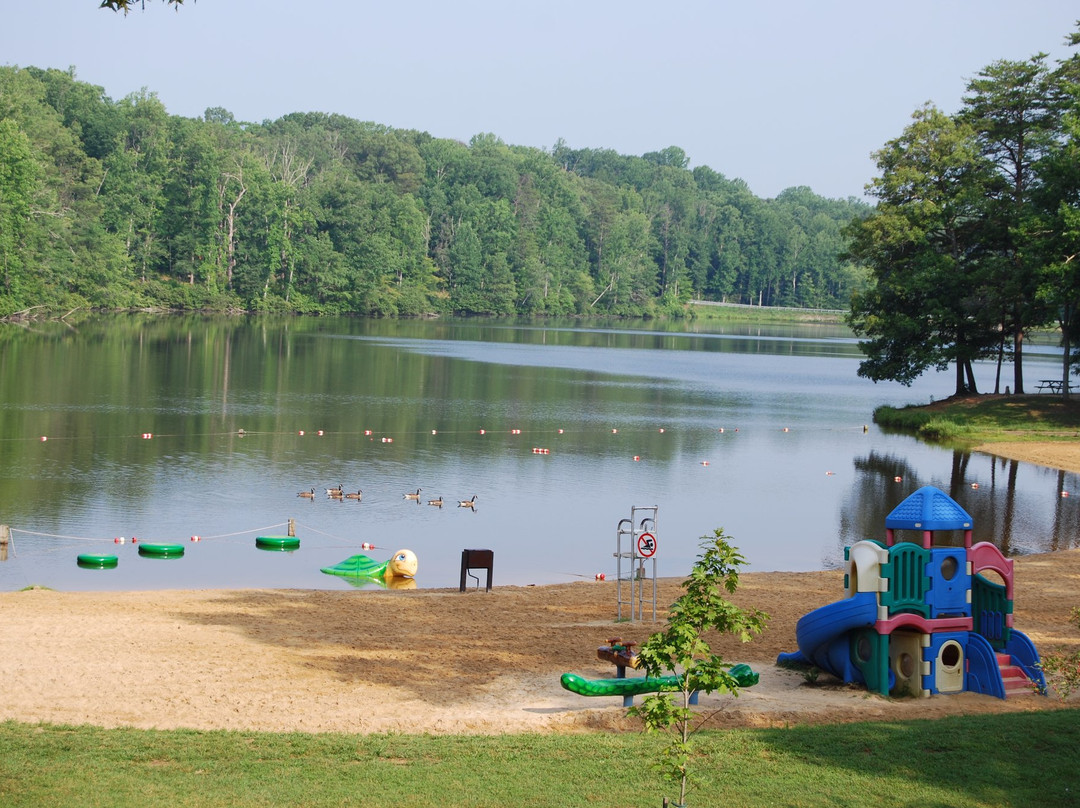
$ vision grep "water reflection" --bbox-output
[840,449,1080,562]
[0,315,1075,592]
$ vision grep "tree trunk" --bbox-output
[1061,304,1072,401]
[1013,322,1025,394]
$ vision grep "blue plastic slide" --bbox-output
[777,591,878,681]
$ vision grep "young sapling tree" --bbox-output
[630,528,768,808]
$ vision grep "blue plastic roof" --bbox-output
[885,486,972,531]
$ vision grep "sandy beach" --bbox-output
[0,440,1077,736]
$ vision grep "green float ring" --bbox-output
[77,553,119,569]
[137,543,185,558]
[256,535,300,551]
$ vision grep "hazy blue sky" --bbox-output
[4,2,1078,200]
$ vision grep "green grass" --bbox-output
[3,712,1080,807]
[874,394,1080,446]
[689,301,844,325]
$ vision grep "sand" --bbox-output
[0,440,1077,736]
[2,554,1079,735]
[974,441,1080,476]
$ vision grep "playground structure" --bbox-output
[778,486,1046,699]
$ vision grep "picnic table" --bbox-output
[1036,379,1073,393]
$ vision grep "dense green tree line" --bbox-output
[846,26,1080,396]
[0,65,867,319]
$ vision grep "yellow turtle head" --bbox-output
[386,548,418,579]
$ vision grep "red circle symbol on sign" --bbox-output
[637,532,657,558]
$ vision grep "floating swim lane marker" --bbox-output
[137,543,185,558]
[256,535,301,551]
[77,554,118,569]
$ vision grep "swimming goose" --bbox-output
[298,488,316,499]
[403,489,422,500]
[326,485,344,497]
[458,495,477,509]
[344,489,363,500]
[427,496,443,507]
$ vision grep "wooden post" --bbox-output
[288,518,295,538]
[0,524,9,562]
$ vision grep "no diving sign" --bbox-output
[637,532,657,558]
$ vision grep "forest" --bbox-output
[0,65,869,319]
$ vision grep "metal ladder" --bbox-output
[615,505,658,622]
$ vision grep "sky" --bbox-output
[4,1,1079,201]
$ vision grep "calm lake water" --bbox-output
[0,315,1076,592]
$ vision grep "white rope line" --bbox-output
[10,528,110,542]
[8,522,289,544]
[292,522,348,541]
[291,522,388,551]
[197,523,289,540]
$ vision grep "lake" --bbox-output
[0,315,1076,592]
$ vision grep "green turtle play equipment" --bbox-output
[321,549,418,583]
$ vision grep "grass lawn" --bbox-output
[874,394,1080,445]
[3,711,1080,807]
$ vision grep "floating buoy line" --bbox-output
[10,422,875,476]
[4,521,389,572]
[10,421,877,447]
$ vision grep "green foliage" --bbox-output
[848,37,1080,395]
[0,65,864,320]
[916,417,973,442]
[1039,607,1080,700]
[801,665,821,685]
[630,528,768,807]
[1040,649,1080,700]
